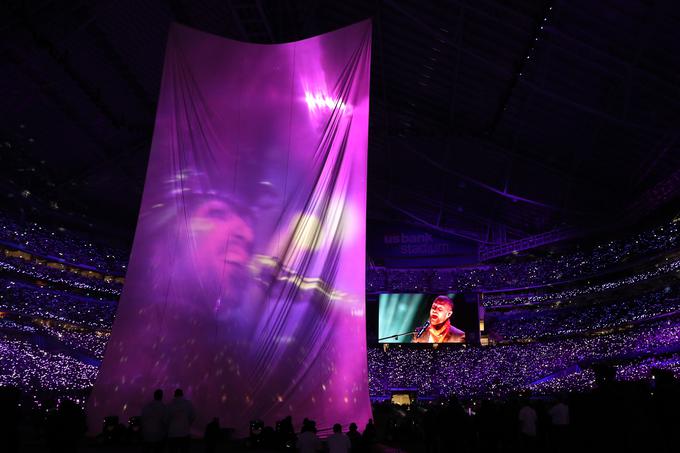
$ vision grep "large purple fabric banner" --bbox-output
[88,21,372,435]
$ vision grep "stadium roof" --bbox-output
[2,0,680,245]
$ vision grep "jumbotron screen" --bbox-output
[378,293,480,345]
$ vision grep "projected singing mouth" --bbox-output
[223,240,251,265]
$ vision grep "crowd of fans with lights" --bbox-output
[0,213,679,452]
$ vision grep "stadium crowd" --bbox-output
[486,283,680,340]
[0,215,127,276]
[0,255,122,296]
[368,218,680,292]
[0,278,117,330]
[481,256,680,307]
[368,319,680,399]
[0,214,679,451]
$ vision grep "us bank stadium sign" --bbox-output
[382,232,451,256]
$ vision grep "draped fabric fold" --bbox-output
[87,21,372,436]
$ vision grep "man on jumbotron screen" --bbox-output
[412,295,466,343]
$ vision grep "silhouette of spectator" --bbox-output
[141,389,167,453]
[296,419,321,453]
[650,369,680,453]
[548,397,569,452]
[327,423,351,453]
[518,400,538,452]
[45,399,86,452]
[346,422,362,453]
[277,415,296,449]
[0,386,22,453]
[442,396,470,450]
[362,418,377,446]
[166,389,195,453]
[278,415,294,435]
[204,417,221,453]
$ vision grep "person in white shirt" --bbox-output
[518,401,538,451]
[166,389,196,453]
[141,389,167,452]
[327,424,352,453]
[296,419,321,453]
[548,399,570,452]
[548,401,569,426]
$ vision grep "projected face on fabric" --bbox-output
[130,194,261,419]
[88,20,373,438]
[188,198,254,290]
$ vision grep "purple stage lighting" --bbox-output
[88,21,372,436]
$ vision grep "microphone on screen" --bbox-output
[415,320,430,339]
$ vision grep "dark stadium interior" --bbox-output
[1,1,680,452]
[3,0,680,239]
